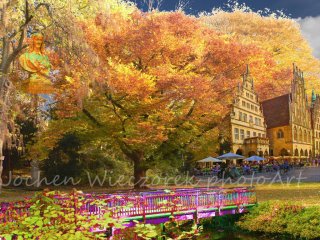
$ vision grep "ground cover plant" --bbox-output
[0,190,125,239]
[237,201,320,239]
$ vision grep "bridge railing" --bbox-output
[80,187,256,218]
[0,187,256,223]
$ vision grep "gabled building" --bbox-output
[262,65,313,157]
[224,66,269,157]
[311,90,320,157]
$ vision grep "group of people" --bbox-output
[194,160,303,179]
[311,158,320,166]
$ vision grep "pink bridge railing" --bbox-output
[0,187,257,224]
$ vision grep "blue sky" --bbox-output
[135,0,320,18]
[134,0,320,58]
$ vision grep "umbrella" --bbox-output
[245,155,265,161]
[217,152,244,160]
[197,156,223,163]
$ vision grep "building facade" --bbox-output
[262,66,313,158]
[227,66,269,157]
[311,91,320,157]
[219,64,320,159]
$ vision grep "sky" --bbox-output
[134,0,320,58]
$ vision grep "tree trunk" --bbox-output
[0,140,4,193]
[0,75,7,193]
[30,160,41,188]
[116,140,149,189]
[0,73,11,193]
[133,159,148,189]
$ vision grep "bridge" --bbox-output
[0,187,257,234]
[87,187,257,226]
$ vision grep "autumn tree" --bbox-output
[200,5,320,99]
[24,2,318,189]
[30,10,275,189]
[0,0,129,191]
[0,0,48,192]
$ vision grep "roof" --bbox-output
[262,94,290,128]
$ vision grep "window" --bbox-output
[258,133,261,137]
[234,128,239,140]
[246,102,250,108]
[299,129,302,141]
[277,129,284,139]
[250,95,253,100]
[249,115,253,123]
[293,127,297,140]
[262,134,265,138]
[255,117,259,125]
[254,118,261,126]
[243,114,247,122]
[242,101,245,107]
[255,106,258,112]
[251,104,254,110]
[253,132,257,137]
[240,129,245,140]
[246,130,250,138]
[246,92,249,97]
[239,112,243,121]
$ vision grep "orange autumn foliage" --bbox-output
[76,11,277,153]
[25,2,320,187]
[200,9,320,99]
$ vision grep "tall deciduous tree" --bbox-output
[0,0,126,191]
[26,3,318,189]
[0,0,42,192]
[36,10,274,188]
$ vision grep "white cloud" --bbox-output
[296,16,320,59]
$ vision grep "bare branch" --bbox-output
[142,0,162,11]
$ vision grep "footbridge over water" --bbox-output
[86,187,257,226]
[0,187,257,235]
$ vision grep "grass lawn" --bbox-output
[255,182,320,206]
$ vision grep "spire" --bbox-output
[241,64,255,90]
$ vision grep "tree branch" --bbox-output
[82,108,102,127]
[115,138,144,163]
[105,93,131,117]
